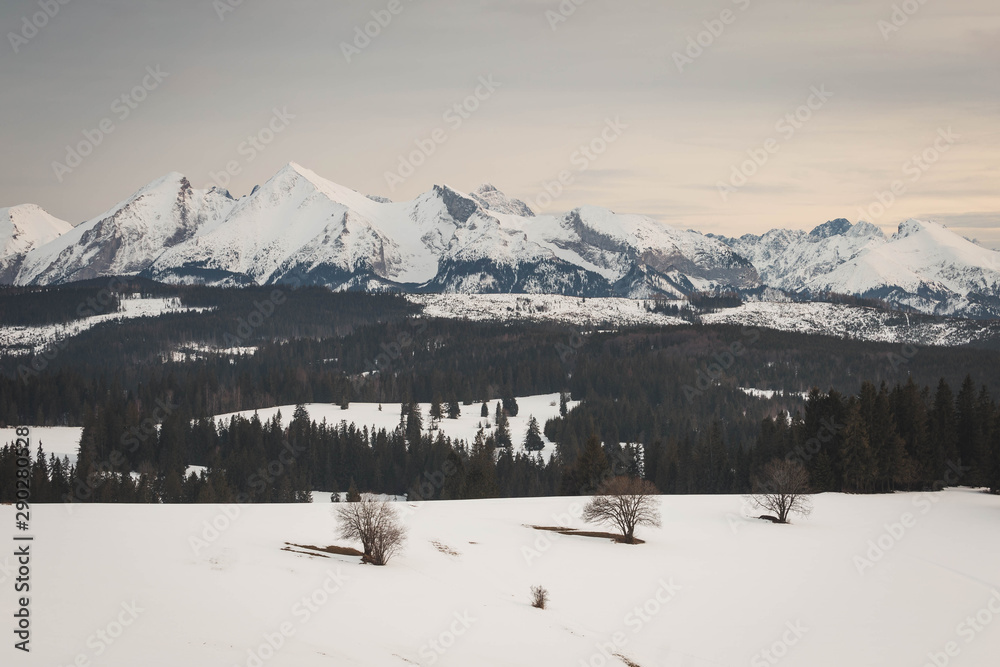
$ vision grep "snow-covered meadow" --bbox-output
[214,393,576,462]
[3,489,998,666]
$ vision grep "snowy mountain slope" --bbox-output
[15,173,236,285]
[5,490,998,666]
[0,204,73,282]
[6,164,1000,317]
[803,220,1000,317]
[717,218,1000,317]
[719,219,887,292]
[7,164,756,299]
[149,163,416,285]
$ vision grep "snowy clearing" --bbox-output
[0,425,80,462]
[213,393,576,461]
[408,293,689,328]
[0,296,212,356]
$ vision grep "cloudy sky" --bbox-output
[2,0,998,246]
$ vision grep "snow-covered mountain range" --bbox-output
[3,162,999,318]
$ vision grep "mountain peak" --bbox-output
[895,218,934,239]
[809,218,853,239]
[469,183,534,218]
[848,220,886,240]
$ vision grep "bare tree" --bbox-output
[582,476,662,544]
[530,585,549,609]
[747,459,813,524]
[336,494,407,565]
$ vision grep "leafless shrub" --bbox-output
[530,585,549,609]
[336,494,407,565]
[582,476,661,544]
[746,459,813,524]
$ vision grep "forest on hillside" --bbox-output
[1,282,998,503]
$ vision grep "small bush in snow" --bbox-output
[530,585,549,609]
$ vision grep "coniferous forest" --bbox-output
[1,281,999,503]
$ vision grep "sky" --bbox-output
[1,0,998,247]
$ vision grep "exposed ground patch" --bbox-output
[282,542,364,559]
[529,525,645,544]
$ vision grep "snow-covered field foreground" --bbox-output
[4,490,998,666]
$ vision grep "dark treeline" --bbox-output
[0,285,122,327]
[2,375,997,505]
[5,318,1000,429]
[1,285,1000,502]
[748,377,1000,494]
[0,402,564,504]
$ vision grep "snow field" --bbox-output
[2,489,998,666]
[214,393,576,461]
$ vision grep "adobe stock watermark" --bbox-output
[856,127,959,222]
[888,342,919,372]
[718,85,833,203]
[205,107,295,191]
[577,578,682,667]
[52,66,170,183]
[55,601,144,667]
[189,438,308,555]
[417,611,477,665]
[234,568,351,667]
[878,0,931,41]
[63,397,180,513]
[853,461,970,575]
[682,326,761,402]
[8,0,74,54]
[530,117,627,212]
[213,0,247,21]
[14,276,128,384]
[383,76,501,192]
[750,621,809,667]
[729,418,841,534]
[919,590,1000,667]
[672,0,752,73]
[220,268,307,349]
[546,0,589,32]
[341,0,417,63]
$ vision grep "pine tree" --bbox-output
[447,400,461,419]
[31,444,50,502]
[841,401,876,493]
[430,396,443,426]
[481,403,489,419]
[524,417,545,452]
[496,412,512,448]
[465,430,498,498]
[346,479,361,502]
[572,435,611,495]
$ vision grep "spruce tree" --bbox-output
[524,417,545,452]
